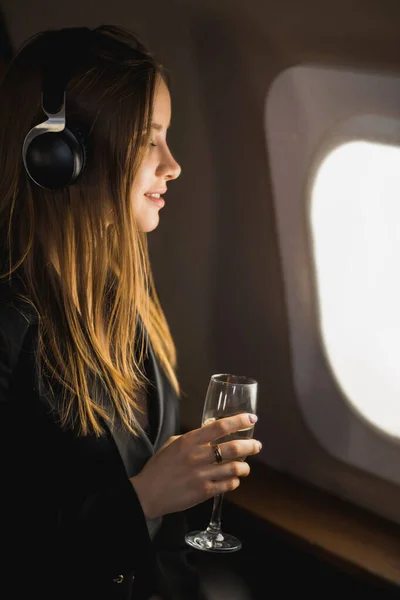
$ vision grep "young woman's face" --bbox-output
[131,77,181,232]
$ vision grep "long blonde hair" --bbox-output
[0,25,179,437]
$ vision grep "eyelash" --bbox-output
[150,142,157,148]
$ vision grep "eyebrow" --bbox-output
[151,122,171,131]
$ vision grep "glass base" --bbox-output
[185,529,242,553]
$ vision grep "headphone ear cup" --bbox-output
[24,125,87,190]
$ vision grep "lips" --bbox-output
[145,192,162,199]
[144,190,166,208]
[145,188,167,197]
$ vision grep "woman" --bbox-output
[0,25,261,600]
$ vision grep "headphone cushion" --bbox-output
[24,127,87,190]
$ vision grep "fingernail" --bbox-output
[248,414,258,424]
[258,441,262,450]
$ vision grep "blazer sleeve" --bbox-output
[0,319,157,596]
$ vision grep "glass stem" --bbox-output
[206,492,224,534]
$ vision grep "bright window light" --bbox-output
[310,140,400,439]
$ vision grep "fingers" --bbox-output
[200,460,252,499]
[209,477,241,496]
[179,426,261,467]
[214,438,261,462]
[205,460,251,481]
[221,478,241,493]
[192,413,258,445]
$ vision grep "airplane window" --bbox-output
[310,140,400,439]
[266,64,400,487]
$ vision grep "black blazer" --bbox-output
[0,277,204,600]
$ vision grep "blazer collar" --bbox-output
[136,339,164,453]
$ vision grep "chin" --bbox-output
[138,214,160,233]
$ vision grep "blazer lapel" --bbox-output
[145,341,164,450]
[102,338,165,473]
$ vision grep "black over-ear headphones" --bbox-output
[22,27,93,191]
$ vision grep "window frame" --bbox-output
[265,64,400,485]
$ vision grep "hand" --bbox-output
[130,413,261,519]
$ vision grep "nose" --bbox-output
[157,147,182,181]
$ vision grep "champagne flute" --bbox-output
[185,373,258,552]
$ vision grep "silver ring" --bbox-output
[213,443,223,464]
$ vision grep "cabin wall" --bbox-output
[3,0,400,523]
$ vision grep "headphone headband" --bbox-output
[42,27,93,115]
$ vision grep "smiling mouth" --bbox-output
[144,192,165,208]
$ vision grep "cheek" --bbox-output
[129,186,161,233]
[130,183,142,211]
[129,159,160,232]
[131,170,145,201]
[134,158,153,189]
[130,166,148,210]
